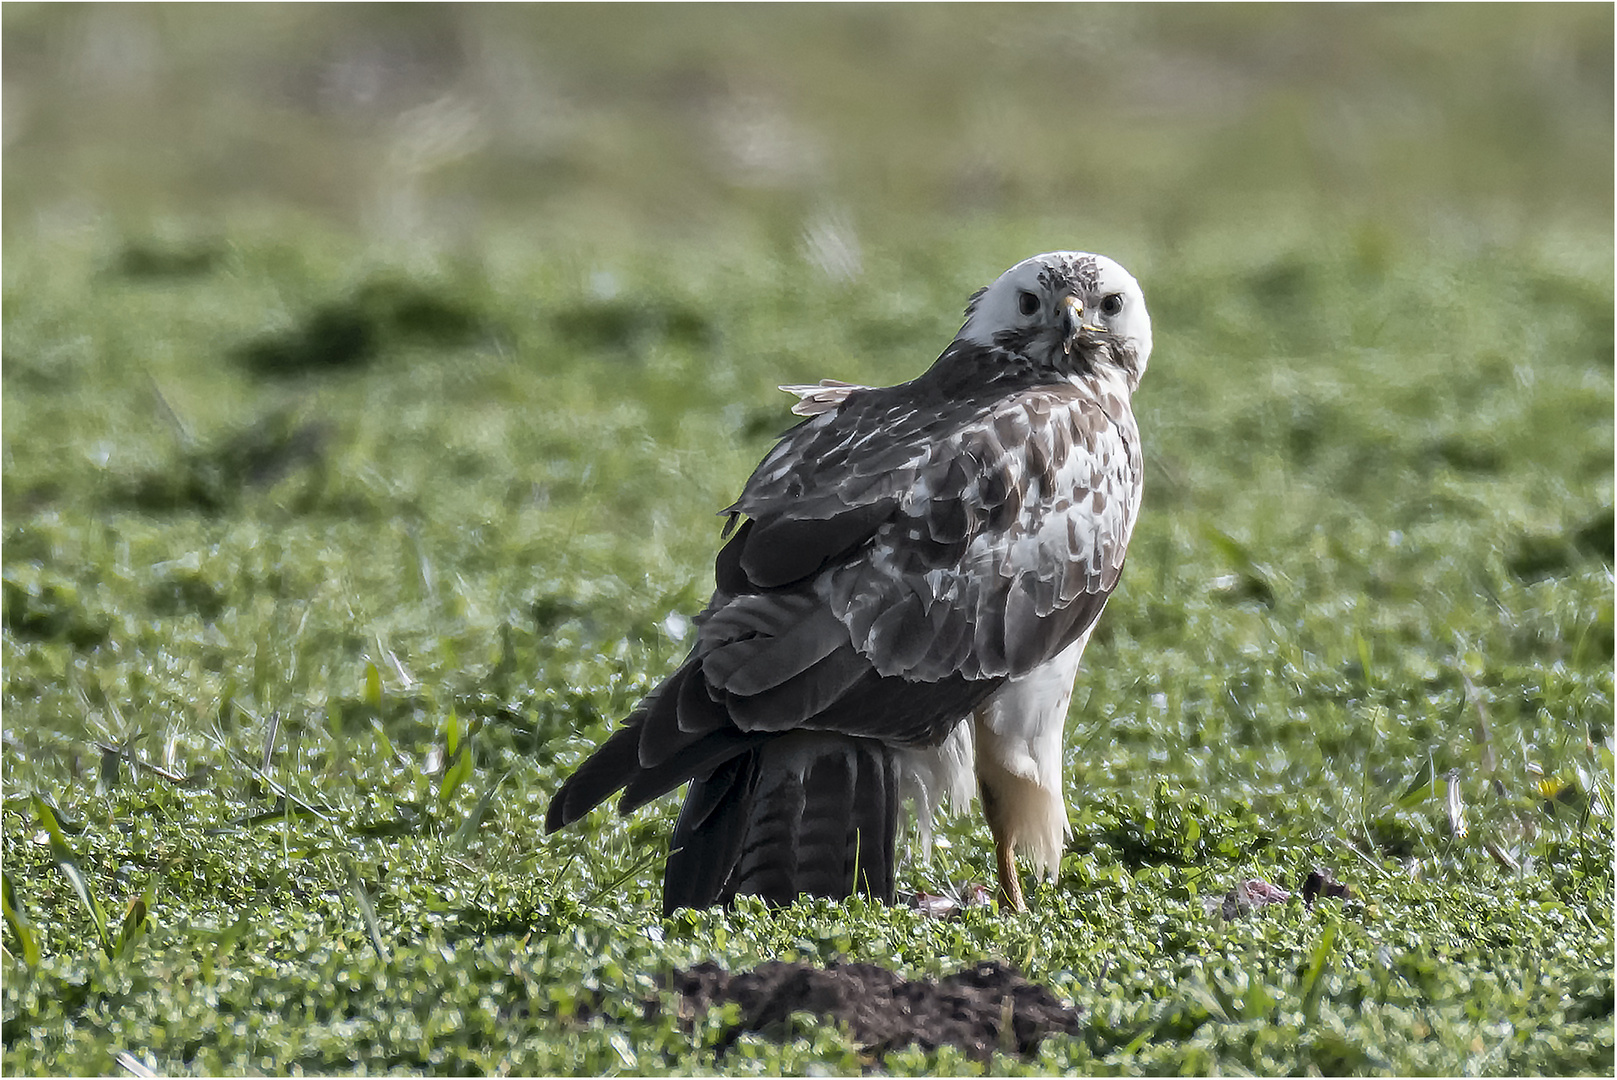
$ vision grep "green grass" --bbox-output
[3,4,1613,1075]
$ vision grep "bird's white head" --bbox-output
[958,252,1152,389]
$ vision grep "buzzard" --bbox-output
[546,251,1151,913]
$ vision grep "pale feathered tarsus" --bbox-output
[546,251,1152,913]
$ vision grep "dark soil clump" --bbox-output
[661,959,1082,1061]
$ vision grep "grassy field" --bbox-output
[3,4,1613,1075]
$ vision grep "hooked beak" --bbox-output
[1061,295,1107,353]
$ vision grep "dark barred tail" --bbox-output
[663,732,901,916]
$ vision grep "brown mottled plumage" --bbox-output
[546,252,1151,914]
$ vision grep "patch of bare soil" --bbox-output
[660,959,1082,1061]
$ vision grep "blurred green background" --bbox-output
[5,2,1611,254]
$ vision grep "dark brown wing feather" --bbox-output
[730,353,1142,681]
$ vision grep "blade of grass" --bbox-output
[1354,631,1375,688]
[94,743,189,786]
[437,710,474,807]
[259,710,281,774]
[1116,1017,1163,1060]
[30,791,85,833]
[207,735,337,826]
[584,841,669,908]
[98,743,122,795]
[1299,921,1339,1024]
[1201,524,1278,606]
[205,796,333,835]
[1445,769,1467,838]
[452,768,510,850]
[202,898,264,984]
[32,794,111,956]
[1397,752,1439,809]
[347,863,390,964]
[113,1049,157,1078]
[2,873,42,968]
[113,877,159,960]
[545,852,580,896]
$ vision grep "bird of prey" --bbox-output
[546,251,1151,913]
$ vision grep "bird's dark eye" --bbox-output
[1016,291,1040,317]
[1100,293,1125,317]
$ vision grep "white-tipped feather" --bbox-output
[779,379,868,416]
[899,721,976,858]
